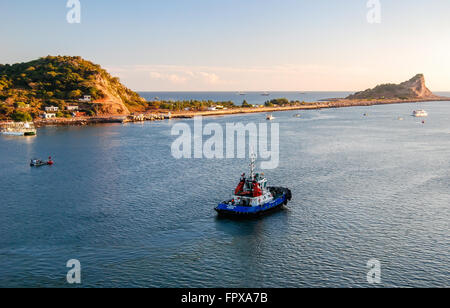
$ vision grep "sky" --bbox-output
[1,0,450,91]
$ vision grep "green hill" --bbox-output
[0,56,146,120]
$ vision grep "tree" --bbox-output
[11,111,32,122]
[242,100,252,108]
[0,104,11,115]
[69,89,82,99]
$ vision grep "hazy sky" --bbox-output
[1,0,450,91]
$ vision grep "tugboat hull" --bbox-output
[215,187,292,219]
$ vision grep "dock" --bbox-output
[0,122,37,136]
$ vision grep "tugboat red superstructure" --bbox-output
[215,154,292,218]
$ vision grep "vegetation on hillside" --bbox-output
[264,98,307,107]
[0,56,146,119]
[10,110,32,122]
[147,100,236,111]
[146,98,309,111]
[346,84,416,100]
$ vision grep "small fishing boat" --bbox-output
[413,110,428,117]
[294,114,302,118]
[215,154,292,218]
[266,114,275,121]
[30,157,54,167]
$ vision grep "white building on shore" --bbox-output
[42,113,56,119]
[79,95,92,103]
[45,106,59,112]
[66,105,79,111]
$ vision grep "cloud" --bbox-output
[198,72,219,84]
[146,68,221,86]
[149,72,162,79]
[105,63,375,91]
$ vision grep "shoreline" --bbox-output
[13,97,450,128]
[170,97,450,118]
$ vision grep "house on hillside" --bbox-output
[41,113,56,119]
[78,95,92,103]
[66,105,79,111]
[45,106,59,112]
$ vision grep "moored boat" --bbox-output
[215,155,292,218]
[413,110,428,117]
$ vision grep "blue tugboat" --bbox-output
[215,154,292,218]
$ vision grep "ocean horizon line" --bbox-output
[137,90,355,93]
[137,90,450,93]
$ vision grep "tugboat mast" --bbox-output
[250,152,257,179]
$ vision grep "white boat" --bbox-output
[413,110,428,117]
[1,131,25,136]
[266,114,275,121]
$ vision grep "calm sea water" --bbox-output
[0,92,449,288]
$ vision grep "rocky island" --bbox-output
[313,74,449,109]
[346,74,440,100]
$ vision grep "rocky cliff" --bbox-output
[347,74,437,100]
